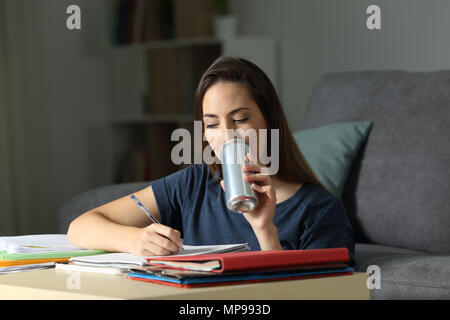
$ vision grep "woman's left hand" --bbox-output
[220,153,277,232]
[242,153,278,231]
[220,153,282,250]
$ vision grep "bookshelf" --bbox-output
[106,0,276,183]
[107,39,222,183]
[106,0,222,183]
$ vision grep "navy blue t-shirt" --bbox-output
[150,164,355,264]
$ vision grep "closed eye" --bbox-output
[205,118,249,128]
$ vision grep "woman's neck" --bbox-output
[271,176,303,204]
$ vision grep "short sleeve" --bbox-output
[150,166,196,234]
[298,198,356,265]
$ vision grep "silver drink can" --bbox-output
[220,138,258,213]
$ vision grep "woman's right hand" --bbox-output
[128,223,184,256]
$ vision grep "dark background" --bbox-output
[1,0,448,235]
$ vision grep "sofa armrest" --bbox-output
[57,181,151,233]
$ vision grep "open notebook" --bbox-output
[70,243,250,269]
[0,234,106,262]
[0,234,89,254]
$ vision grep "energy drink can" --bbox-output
[220,138,258,213]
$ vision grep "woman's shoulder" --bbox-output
[154,163,213,186]
[164,163,206,176]
[178,163,208,175]
[301,183,345,213]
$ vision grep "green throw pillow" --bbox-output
[293,121,373,199]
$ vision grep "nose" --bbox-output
[221,119,239,143]
[215,121,242,160]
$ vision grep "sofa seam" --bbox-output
[368,151,450,157]
[382,279,450,290]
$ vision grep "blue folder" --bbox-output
[128,266,354,286]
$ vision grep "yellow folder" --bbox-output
[0,257,70,267]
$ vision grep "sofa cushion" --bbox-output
[355,243,450,299]
[354,242,425,271]
[302,70,450,254]
[57,182,150,233]
[293,121,373,199]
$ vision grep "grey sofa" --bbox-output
[58,70,450,299]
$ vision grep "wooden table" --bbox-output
[0,269,369,300]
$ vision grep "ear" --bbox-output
[220,180,225,192]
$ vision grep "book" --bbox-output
[0,257,70,267]
[127,266,355,288]
[55,262,129,275]
[142,0,165,41]
[70,243,250,269]
[0,234,108,274]
[0,262,56,275]
[146,47,182,115]
[146,247,351,273]
[128,248,353,288]
[0,234,107,261]
[0,234,86,254]
[174,0,213,39]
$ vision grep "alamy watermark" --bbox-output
[66,5,81,30]
[366,5,381,30]
[66,4,380,31]
[66,271,81,290]
[366,265,381,289]
[170,121,280,175]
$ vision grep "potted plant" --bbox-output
[212,0,237,39]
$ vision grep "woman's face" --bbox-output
[202,81,267,163]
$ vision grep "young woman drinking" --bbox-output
[67,57,355,263]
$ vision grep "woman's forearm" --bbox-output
[67,211,138,253]
[253,224,283,250]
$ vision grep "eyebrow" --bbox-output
[203,107,250,118]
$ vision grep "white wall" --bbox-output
[5,0,112,234]
[230,0,450,131]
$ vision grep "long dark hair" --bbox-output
[194,56,325,189]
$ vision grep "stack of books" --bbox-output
[59,243,251,275]
[126,247,354,288]
[0,234,106,275]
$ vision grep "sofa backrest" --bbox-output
[301,70,450,254]
[57,181,151,233]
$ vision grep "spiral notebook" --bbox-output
[70,243,250,269]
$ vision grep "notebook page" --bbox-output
[178,243,250,256]
[0,234,85,254]
[71,243,250,266]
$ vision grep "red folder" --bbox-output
[146,248,350,273]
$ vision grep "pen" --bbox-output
[130,194,159,224]
[130,194,184,254]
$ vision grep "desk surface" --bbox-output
[0,269,369,300]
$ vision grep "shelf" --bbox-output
[110,114,195,125]
[108,37,222,54]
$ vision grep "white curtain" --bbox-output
[0,0,17,235]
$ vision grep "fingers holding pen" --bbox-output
[133,223,184,256]
[148,233,181,255]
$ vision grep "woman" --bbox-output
[67,57,355,263]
